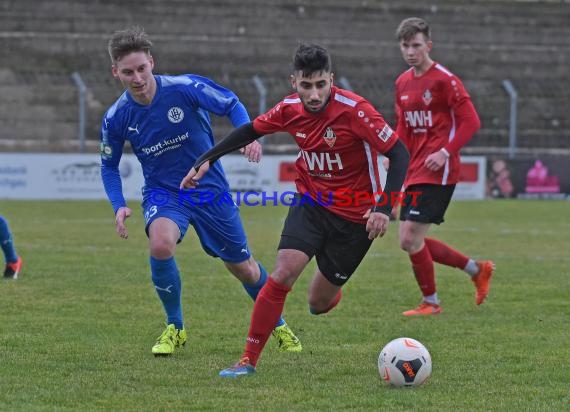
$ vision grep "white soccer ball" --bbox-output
[378,337,432,387]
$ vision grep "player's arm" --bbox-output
[180,122,263,188]
[228,102,262,163]
[394,101,407,144]
[442,98,481,156]
[228,100,250,126]
[187,75,262,162]
[351,99,409,238]
[385,90,407,171]
[100,118,131,238]
[100,162,125,213]
[101,162,132,239]
[363,140,409,240]
[431,77,481,164]
[351,100,409,217]
[374,140,409,217]
[425,98,480,171]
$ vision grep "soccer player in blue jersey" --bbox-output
[1,215,23,279]
[100,26,301,356]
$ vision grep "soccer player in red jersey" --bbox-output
[393,17,495,316]
[181,43,410,377]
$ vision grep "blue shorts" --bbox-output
[141,189,251,263]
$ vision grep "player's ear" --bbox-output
[330,72,334,87]
[111,64,119,79]
[149,54,155,70]
[290,74,296,90]
[426,40,433,53]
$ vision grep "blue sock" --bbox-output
[0,216,18,263]
[150,256,183,330]
[242,262,285,328]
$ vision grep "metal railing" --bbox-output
[71,72,87,153]
[502,79,518,159]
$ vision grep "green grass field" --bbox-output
[0,199,568,411]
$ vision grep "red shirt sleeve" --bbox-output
[351,100,398,154]
[394,93,407,147]
[252,101,285,135]
[443,76,481,155]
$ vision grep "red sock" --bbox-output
[409,244,436,297]
[425,237,469,269]
[243,277,291,367]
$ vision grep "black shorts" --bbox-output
[399,184,456,225]
[278,194,373,286]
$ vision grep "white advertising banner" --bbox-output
[0,154,486,200]
[220,155,296,193]
[453,156,487,200]
[0,153,144,200]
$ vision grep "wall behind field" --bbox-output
[0,0,568,154]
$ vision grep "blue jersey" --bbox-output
[100,74,250,213]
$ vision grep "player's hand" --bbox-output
[424,150,447,171]
[382,157,390,171]
[363,209,390,240]
[115,207,132,239]
[240,141,262,163]
[180,161,211,189]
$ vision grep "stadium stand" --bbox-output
[0,0,568,153]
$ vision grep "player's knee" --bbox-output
[399,237,411,252]
[227,258,260,284]
[309,304,336,315]
[308,295,321,314]
[239,261,260,284]
[308,290,342,315]
[271,266,299,285]
[150,239,175,259]
[309,301,329,315]
[309,303,336,315]
[399,235,417,253]
[401,237,426,255]
[309,305,324,315]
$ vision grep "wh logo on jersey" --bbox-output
[167,107,184,123]
[404,110,433,128]
[323,127,337,148]
[302,150,343,171]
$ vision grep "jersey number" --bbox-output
[144,205,158,223]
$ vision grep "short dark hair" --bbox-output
[396,17,431,42]
[293,43,332,77]
[108,26,152,63]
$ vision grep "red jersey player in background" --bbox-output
[393,17,495,316]
[181,43,409,377]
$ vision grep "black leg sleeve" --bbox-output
[193,122,263,169]
[372,140,410,216]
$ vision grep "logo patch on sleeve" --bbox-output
[377,125,393,142]
[100,143,113,159]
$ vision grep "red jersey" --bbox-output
[395,62,480,187]
[253,86,398,223]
